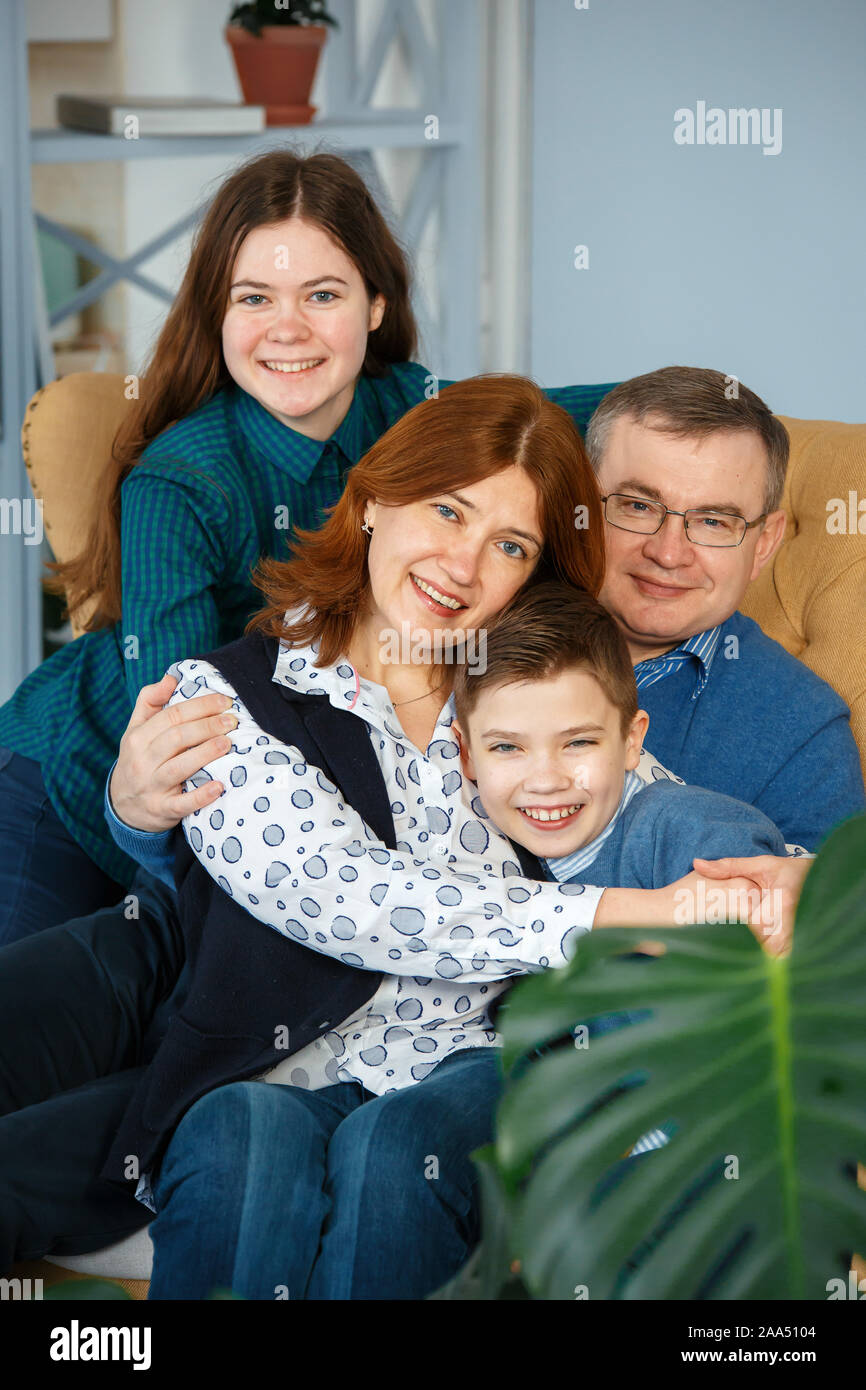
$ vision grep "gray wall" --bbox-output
[529,0,866,421]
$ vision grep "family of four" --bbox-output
[0,150,861,1300]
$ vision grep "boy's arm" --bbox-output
[604,785,804,955]
[626,783,789,888]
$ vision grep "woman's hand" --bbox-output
[108,674,238,832]
[595,871,755,933]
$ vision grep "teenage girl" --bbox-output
[0,148,612,944]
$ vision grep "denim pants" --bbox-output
[0,746,125,944]
[0,868,188,1272]
[148,1045,503,1302]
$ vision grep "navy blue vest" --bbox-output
[102,630,542,1189]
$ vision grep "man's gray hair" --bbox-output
[585,366,789,513]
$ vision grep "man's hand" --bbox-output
[692,853,813,959]
[108,674,238,832]
[594,854,810,959]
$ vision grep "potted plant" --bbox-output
[431,812,866,1300]
[225,1,339,126]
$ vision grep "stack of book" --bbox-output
[57,96,266,136]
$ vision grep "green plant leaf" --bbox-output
[44,1278,132,1300]
[489,812,866,1300]
[228,0,339,32]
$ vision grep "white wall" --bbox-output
[28,2,125,354]
[120,0,268,372]
[119,0,502,376]
[529,0,866,420]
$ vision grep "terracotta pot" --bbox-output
[225,24,328,125]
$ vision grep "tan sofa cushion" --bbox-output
[741,416,866,782]
[21,372,131,636]
[22,381,866,776]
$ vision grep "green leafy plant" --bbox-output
[44,1279,245,1300]
[45,1279,132,1300]
[433,812,866,1300]
[228,1,338,35]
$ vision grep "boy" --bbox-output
[452,582,790,900]
[452,581,795,1164]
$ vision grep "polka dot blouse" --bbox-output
[166,639,604,1097]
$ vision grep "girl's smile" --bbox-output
[222,216,385,442]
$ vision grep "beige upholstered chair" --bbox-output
[23,379,866,764]
[739,416,866,782]
[21,371,133,636]
[11,377,866,1298]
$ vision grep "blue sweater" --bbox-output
[636,612,864,852]
[554,778,788,890]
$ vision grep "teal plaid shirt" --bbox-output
[0,364,615,886]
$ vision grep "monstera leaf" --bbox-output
[438,812,866,1300]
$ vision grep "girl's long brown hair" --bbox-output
[248,375,606,666]
[48,149,417,630]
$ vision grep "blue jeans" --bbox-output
[148,1046,503,1301]
[0,747,125,944]
[0,867,187,1270]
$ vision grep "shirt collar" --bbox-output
[272,628,456,745]
[231,383,370,486]
[329,382,368,466]
[544,770,644,882]
[634,623,724,699]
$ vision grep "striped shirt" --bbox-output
[543,769,646,883]
[633,625,723,699]
[542,772,678,1162]
[0,367,616,886]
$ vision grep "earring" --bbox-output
[361,520,373,535]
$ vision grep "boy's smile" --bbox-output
[456,668,648,860]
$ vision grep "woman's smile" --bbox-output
[258,357,327,377]
[360,468,544,658]
[410,574,470,615]
[222,216,385,441]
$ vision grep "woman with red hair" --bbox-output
[103,374,612,1299]
[104,376,796,1302]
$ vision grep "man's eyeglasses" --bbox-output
[601,493,767,548]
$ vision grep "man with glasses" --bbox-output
[584,366,864,850]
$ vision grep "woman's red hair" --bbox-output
[248,374,605,665]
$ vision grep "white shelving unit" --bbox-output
[1,0,483,700]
